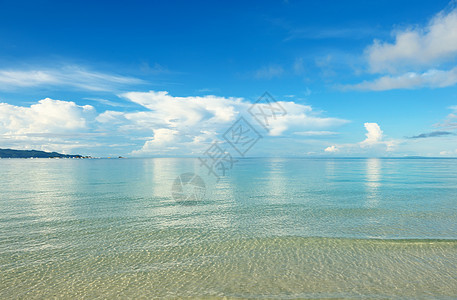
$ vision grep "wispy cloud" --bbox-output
[294,130,339,136]
[408,131,454,139]
[139,62,172,75]
[286,26,380,41]
[434,105,457,129]
[342,67,457,91]
[293,57,305,75]
[83,97,132,108]
[270,17,381,41]
[196,88,215,93]
[254,65,284,79]
[0,66,145,92]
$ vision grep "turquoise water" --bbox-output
[1,158,456,298]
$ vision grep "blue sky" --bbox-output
[1,0,457,157]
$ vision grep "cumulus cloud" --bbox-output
[0,66,144,92]
[359,122,397,151]
[130,128,179,155]
[0,91,348,156]
[122,91,240,126]
[324,145,339,153]
[343,6,457,91]
[0,98,94,135]
[118,91,348,155]
[440,149,457,156]
[324,122,397,154]
[360,123,383,146]
[0,98,98,153]
[366,7,457,73]
[255,100,349,136]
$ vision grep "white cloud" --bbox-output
[0,70,55,87]
[440,149,457,156]
[267,101,348,136]
[0,98,98,153]
[345,6,457,91]
[324,145,339,153]
[0,91,348,156]
[344,67,457,91]
[119,91,348,155]
[324,122,397,154]
[0,66,144,91]
[360,123,383,146]
[122,91,240,126]
[130,128,179,155]
[83,97,131,108]
[359,122,397,151]
[366,7,457,73]
[0,98,94,135]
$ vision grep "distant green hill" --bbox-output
[0,148,89,158]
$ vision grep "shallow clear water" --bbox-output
[1,158,456,298]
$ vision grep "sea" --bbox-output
[1,158,456,298]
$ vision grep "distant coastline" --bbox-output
[0,148,92,159]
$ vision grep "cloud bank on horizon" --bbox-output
[0,92,350,156]
[1,0,457,157]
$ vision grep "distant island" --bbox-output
[0,148,92,159]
